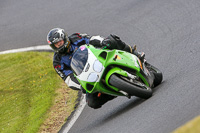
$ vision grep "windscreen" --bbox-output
[71,46,88,75]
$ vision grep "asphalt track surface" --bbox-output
[1,0,200,133]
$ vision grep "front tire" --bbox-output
[109,74,152,99]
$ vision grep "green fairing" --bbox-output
[105,67,127,92]
[76,76,124,96]
[74,45,151,96]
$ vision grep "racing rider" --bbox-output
[47,28,145,109]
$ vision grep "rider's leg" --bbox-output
[131,45,145,62]
[86,92,116,109]
[102,34,145,62]
[122,43,145,62]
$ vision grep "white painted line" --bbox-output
[0,45,86,133]
[61,94,86,133]
[0,45,52,54]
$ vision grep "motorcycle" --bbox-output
[70,44,162,99]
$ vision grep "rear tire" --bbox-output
[145,62,163,87]
[109,74,152,99]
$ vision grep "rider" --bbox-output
[47,28,145,109]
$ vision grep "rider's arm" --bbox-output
[70,33,105,48]
[72,33,131,52]
[89,35,105,47]
[65,73,81,90]
[89,34,130,51]
[53,54,81,91]
[54,64,81,90]
[69,33,90,46]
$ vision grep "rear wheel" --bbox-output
[109,74,152,99]
[145,62,163,87]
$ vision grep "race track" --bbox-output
[1,0,200,133]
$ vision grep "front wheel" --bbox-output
[109,74,152,99]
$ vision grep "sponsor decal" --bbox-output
[114,55,121,60]
[52,37,62,43]
[48,40,52,44]
[55,68,64,78]
[55,65,61,68]
[80,46,86,51]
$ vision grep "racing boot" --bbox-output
[132,46,145,63]
[123,44,145,63]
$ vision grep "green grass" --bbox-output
[0,52,76,133]
[173,116,200,133]
[2,51,199,133]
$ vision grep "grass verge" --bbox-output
[0,52,78,133]
[173,116,200,133]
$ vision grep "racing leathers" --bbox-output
[53,33,142,109]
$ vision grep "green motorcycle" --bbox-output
[71,44,162,99]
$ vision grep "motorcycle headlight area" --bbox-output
[93,60,103,72]
[87,73,99,82]
[87,60,103,82]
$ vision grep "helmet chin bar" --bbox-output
[57,42,71,54]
